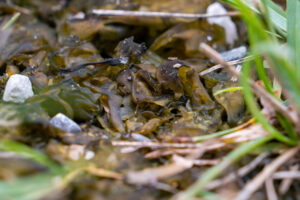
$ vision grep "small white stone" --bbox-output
[3,74,34,103]
[67,144,84,161]
[206,2,238,46]
[50,113,81,133]
[131,133,151,142]
[220,46,247,61]
[84,150,95,160]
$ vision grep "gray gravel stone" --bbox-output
[220,46,247,61]
[50,113,81,133]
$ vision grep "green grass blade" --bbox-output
[193,128,236,142]
[266,0,287,33]
[226,0,275,94]
[254,43,300,111]
[2,12,20,30]
[222,0,287,32]
[213,86,243,96]
[0,172,64,200]
[241,59,296,145]
[0,140,60,172]
[287,0,300,76]
[261,0,277,41]
[276,113,298,140]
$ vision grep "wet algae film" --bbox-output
[0,0,250,199]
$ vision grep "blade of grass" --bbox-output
[0,140,60,172]
[231,0,274,94]
[276,113,298,140]
[0,167,82,200]
[1,12,20,30]
[287,0,300,76]
[254,43,300,111]
[200,43,296,144]
[261,0,277,41]
[266,0,287,33]
[241,59,297,145]
[213,86,243,96]
[193,128,237,142]
[225,0,299,144]
[0,172,64,200]
[193,118,255,142]
[222,0,287,32]
[0,141,83,200]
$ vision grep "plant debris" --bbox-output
[0,0,299,200]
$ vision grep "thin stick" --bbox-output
[6,0,31,14]
[112,140,225,150]
[174,136,272,200]
[199,56,252,76]
[272,171,300,179]
[278,165,299,194]
[84,166,123,180]
[145,148,200,159]
[199,43,298,125]
[200,43,240,77]
[235,146,299,200]
[265,178,278,200]
[91,9,240,19]
[193,159,220,166]
[205,153,269,190]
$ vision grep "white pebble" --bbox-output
[220,46,247,61]
[131,133,151,142]
[84,151,95,160]
[50,113,81,133]
[206,2,238,46]
[3,74,34,103]
[67,144,84,161]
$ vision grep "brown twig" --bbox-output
[199,43,299,125]
[235,146,299,200]
[91,9,240,19]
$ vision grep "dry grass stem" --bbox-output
[199,56,252,76]
[91,9,240,19]
[272,171,300,179]
[278,165,299,194]
[126,155,194,185]
[192,159,220,166]
[112,140,225,150]
[84,166,124,180]
[200,43,240,77]
[205,153,269,190]
[265,178,278,200]
[145,148,200,159]
[235,146,299,200]
[221,123,269,143]
[6,0,31,14]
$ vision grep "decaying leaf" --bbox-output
[0,1,263,199]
